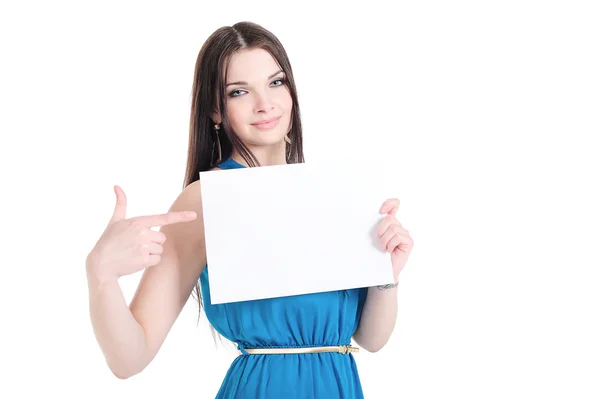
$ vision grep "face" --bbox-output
[213,48,293,149]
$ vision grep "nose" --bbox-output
[253,90,274,114]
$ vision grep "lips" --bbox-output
[251,116,281,130]
[251,116,281,126]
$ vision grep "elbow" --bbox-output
[353,332,390,353]
[106,345,153,380]
[111,366,142,380]
[112,370,131,380]
[363,342,386,353]
[107,360,144,380]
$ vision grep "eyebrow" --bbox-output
[225,70,284,88]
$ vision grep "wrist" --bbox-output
[86,256,117,286]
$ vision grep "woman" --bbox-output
[86,21,414,398]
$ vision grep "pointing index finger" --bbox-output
[134,211,197,227]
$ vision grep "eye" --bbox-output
[228,89,247,97]
[271,78,285,87]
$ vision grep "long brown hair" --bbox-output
[183,22,304,323]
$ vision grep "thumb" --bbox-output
[109,185,127,223]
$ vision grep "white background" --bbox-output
[1,0,599,398]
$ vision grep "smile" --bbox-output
[251,116,281,130]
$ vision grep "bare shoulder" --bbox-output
[171,166,222,220]
[157,176,218,267]
[174,179,202,216]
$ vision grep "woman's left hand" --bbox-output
[377,198,414,281]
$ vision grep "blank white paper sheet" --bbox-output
[199,161,396,304]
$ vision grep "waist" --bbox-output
[237,344,359,356]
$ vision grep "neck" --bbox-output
[231,141,287,167]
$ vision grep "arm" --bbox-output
[353,198,414,352]
[86,269,151,379]
[352,282,399,353]
[87,180,207,379]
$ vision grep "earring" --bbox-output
[284,123,292,144]
[213,123,222,164]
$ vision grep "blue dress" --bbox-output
[199,157,369,398]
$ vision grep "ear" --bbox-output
[211,112,222,125]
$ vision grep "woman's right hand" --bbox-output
[86,185,197,281]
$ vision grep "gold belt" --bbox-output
[237,345,359,356]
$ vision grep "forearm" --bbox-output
[353,284,398,352]
[86,262,151,379]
